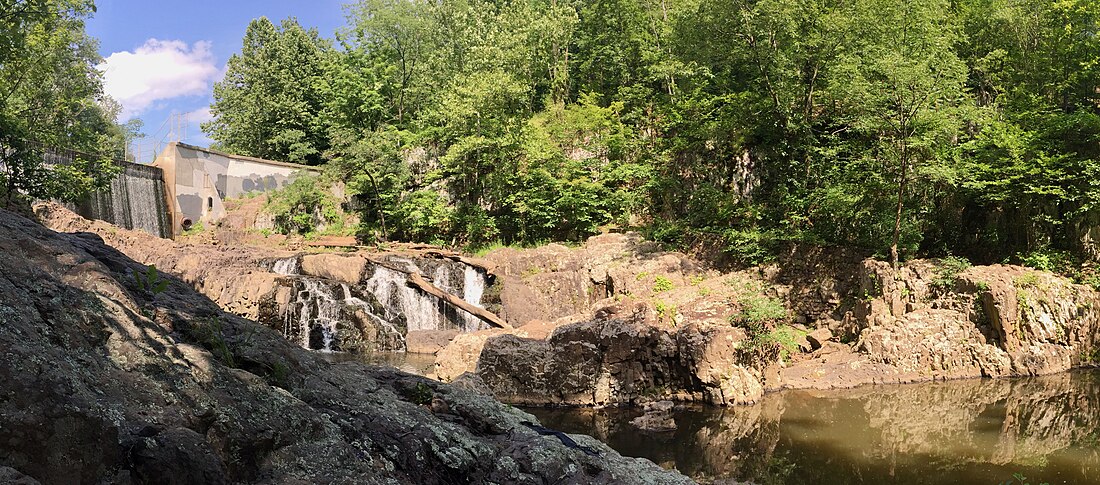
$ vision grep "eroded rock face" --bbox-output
[463,253,1100,404]
[34,203,499,354]
[0,207,691,484]
[853,260,1100,382]
[475,320,767,406]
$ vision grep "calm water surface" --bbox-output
[318,350,438,375]
[526,371,1100,484]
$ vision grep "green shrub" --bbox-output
[766,325,809,362]
[732,294,787,324]
[653,275,674,292]
[266,175,343,235]
[723,227,777,265]
[654,299,678,325]
[932,255,971,289]
[1018,249,1074,273]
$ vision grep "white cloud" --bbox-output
[99,39,219,119]
[185,106,214,124]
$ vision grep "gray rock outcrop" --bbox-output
[0,207,691,484]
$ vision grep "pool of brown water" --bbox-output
[526,370,1100,484]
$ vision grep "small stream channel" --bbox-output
[526,370,1100,484]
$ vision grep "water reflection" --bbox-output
[318,351,438,375]
[528,371,1100,484]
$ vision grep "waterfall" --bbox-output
[365,257,489,333]
[72,162,171,238]
[288,278,342,351]
[276,274,408,352]
[463,265,485,306]
[272,257,300,276]
[262,254,492,354]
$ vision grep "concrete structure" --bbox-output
[153,142,321,237]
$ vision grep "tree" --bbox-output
[204,17,330,165]
[828,0,968,267]
[0,0,120,206]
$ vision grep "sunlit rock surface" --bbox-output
[0,206,691,484]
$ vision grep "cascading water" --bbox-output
[271,257,300,276]
[262,254,492,353]
[366,257,489,332]
[463,265,485,306]
[72,162,171,238]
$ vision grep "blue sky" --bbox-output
[86,0,347,162]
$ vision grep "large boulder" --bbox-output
[475,320,767,406]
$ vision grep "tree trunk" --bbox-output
[890,148,908,269]
[364,170,388,242]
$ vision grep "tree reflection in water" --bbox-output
[526,371,1100,484]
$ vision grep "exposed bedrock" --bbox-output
[850,260,1100,382]
[467,320,769,406]
[0,206,691,484]
[33,202,499,354]
[445,237,1100,405]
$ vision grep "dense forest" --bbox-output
[4,0,1100,271]
[208,0,1100,268]
[0,0,137,204]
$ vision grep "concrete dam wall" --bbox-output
[71,162,172,239]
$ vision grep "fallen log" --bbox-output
[406,272,513,330]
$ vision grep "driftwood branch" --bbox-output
[362,256,511,330]
[406,272,512,330]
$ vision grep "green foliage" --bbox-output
[1014,272,1040,290]
[390,190,453,242]
[0,0,126,205]
[204,17,330,165]
[264,360,292,388]
[1018,249,1074,273]
[187,317,237,368]
[933,256,972,290]
[652,275,674,293]
[265,175,343,235]
[201,0,1100,266]
[654,299,677,326]
[182,221,205,237]
[407,381,433,406]
[132,265,169,297]
[765,325,810,362]
[732,294,788,325]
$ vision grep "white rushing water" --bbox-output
[272,257,300,276]
[289,278,342,351]
[463,265,485,306]
[271,255,491,352]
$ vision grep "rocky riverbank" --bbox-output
[0,206,691,484]
[439,238,1100,406]
[33,203,1100,410]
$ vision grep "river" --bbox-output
[526,370,1100,484]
